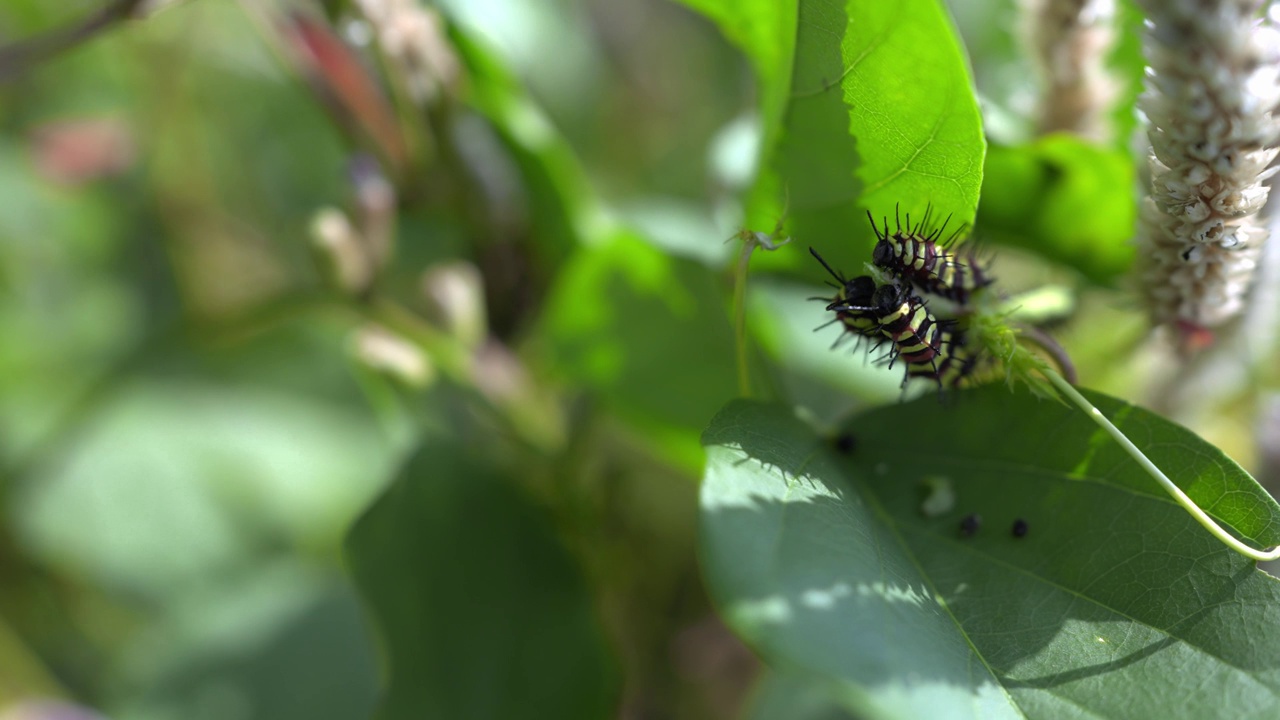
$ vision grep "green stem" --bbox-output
[0,0,147,81]
[733,237,755,397]
[1041,368,1280,562]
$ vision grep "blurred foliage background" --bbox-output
[0,0,1270,718]
[0,0,755,717]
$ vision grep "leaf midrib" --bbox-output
[851,462,1031,719]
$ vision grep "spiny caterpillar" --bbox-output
[906,324,980,389]
[843,280,949,377]
[808,248,881,348]
[811,247,980,390]
[868,206,993,303]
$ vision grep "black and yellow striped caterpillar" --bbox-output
[868,207,993,303]
[810,247,980,390]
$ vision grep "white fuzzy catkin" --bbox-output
[1135,0,1280,330]
[1023,0,1120,142]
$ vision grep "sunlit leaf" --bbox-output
[683,0,985,274]
[701,387,1280,719]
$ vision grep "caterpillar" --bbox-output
[810,246,983,391]
[868,206,993,303]
[808,247,881,341]
[827,279,952,387]
[904,324,980,389]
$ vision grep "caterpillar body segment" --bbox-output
[867,207,993,303]
[827,281,954,387]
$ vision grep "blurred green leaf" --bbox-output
[685,0,986,274]
[347,442,617,720]
[14,380,399,598]
[1107,0,1146,147]
[451,29,600,265]
[744,671,857,720]
[539,231,737,470]
[979,135,1136,284]
[672,0,797,160]
[117,565,379,720]
[700,388,1280,719]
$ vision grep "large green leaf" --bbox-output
[700,387,1280,719]
[347,442,617,720]
[538,231,737,471]
[978,135,1136,284]
[683,0,986,273]
[117,565,380,720]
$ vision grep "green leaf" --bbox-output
[16,380,399,599]
[700,387,1280,719]
[978,135,1136,284]
[745,671,858,720]
[672,0,797,161]
[538,231,737,471]
[815,0,985,230]
[449,29,603,264]
[684,0,986,274]
[347,442,617,720]
[118,566,380,720]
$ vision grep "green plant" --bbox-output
[5,1,1280,719]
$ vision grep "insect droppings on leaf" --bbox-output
[833,432,856,454]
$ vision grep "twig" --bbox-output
[0,0,149,82]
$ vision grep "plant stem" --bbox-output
[732,236,755,397]
[1041,368,1280,562]
[0,0,149,81]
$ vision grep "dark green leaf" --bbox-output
[701,387,1280,719]
[347,442,617,720]
[978,135,1136,283]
